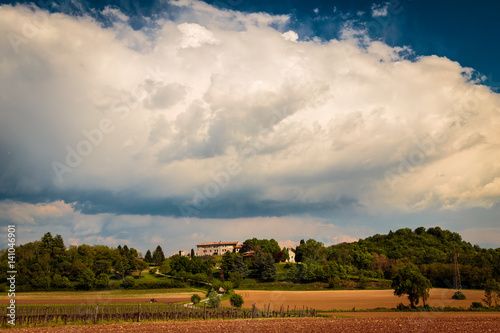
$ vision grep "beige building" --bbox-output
[287,247,296,263]
[196,241,239,256]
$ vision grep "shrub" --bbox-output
[207,290,221,308]
[328,276,341,289]
[396,303,408,311]
[206,288,215,297]
[229,293,244,308]
[222,281,233,292]
[211,280,222,292]
[470,302,484,309]
[121,276,135,289]
[452,291,466,300]
[191,294,201,304]
[358,276,370,289]
[95,274,110,289]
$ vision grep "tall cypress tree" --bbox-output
[144,249,152,263]
[152,245,165,265]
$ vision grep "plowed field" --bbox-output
[223,289,485,310]
[0,291,200,305]
[6,316,500,332]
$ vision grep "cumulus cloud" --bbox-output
[371,2,389,17]
[0,1,499,241]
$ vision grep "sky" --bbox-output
[0,0,499,255]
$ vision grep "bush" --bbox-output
[396,303,408,311]
[211,280,222,292]
[95,274,110,289]
[470,302,484,309]
[222,281,233,292]
[452,291,466,300]
[358,276,369,289]
[328,276,341,289]
[207,290,221,308]
[229,293,244,308]
[121,276,135,289]
[191,294,201,304]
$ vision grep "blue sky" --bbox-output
[1,0,499,255]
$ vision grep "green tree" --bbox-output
[229,271,243,288]
[295,239,324,262]
[159,260,171,275]
[484,279,499,307]
[121,276,135,289]
[241,238,281,255]
[207,290,221,308]
[231,255,248,277]
[222,281,233,292]
[94,260,112,275]
[282,247,290,261]
[152,245,165,265]
[392,263,431,308]
[77,267,95,290]
[95,273,109,289]
[136,260,149,278]
[221,251,234,277]
[191,294,201,304]
[144,250,153,263]
[230,293,244,308]
[255,253,277,281]
[191,249,195,257]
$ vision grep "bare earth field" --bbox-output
[0,291,200,305]
[5,317,500,332]
[222,289,487,310]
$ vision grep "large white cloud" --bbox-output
[0,0,499,227]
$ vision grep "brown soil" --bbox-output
[5,317,500,332]
[0,291,202,305]
[0,298,189,304]
[223,289,486,310]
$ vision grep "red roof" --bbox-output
[196,241,239,246]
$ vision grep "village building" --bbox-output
[286,246,296,263]
[196,241,240,256]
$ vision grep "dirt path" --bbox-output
[6,317,500,332]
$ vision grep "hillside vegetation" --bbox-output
[1,227,498,292]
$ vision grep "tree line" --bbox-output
[1,227,499,293]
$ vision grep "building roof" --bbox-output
[196,241,239,247]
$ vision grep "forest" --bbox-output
[1,227,499,291]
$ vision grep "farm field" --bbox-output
[5,317,500,332]
[222,289,487,310]
[0,289,203,305]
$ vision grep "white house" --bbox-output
[286,247,296,263]
[196,241,239,256]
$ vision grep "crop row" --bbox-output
[2,303,316,327]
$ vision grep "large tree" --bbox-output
[254,252,277,281]
[392,263,432,308]
[144,249,153,263]
[136,260,149,278]
[152,245,165,265]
